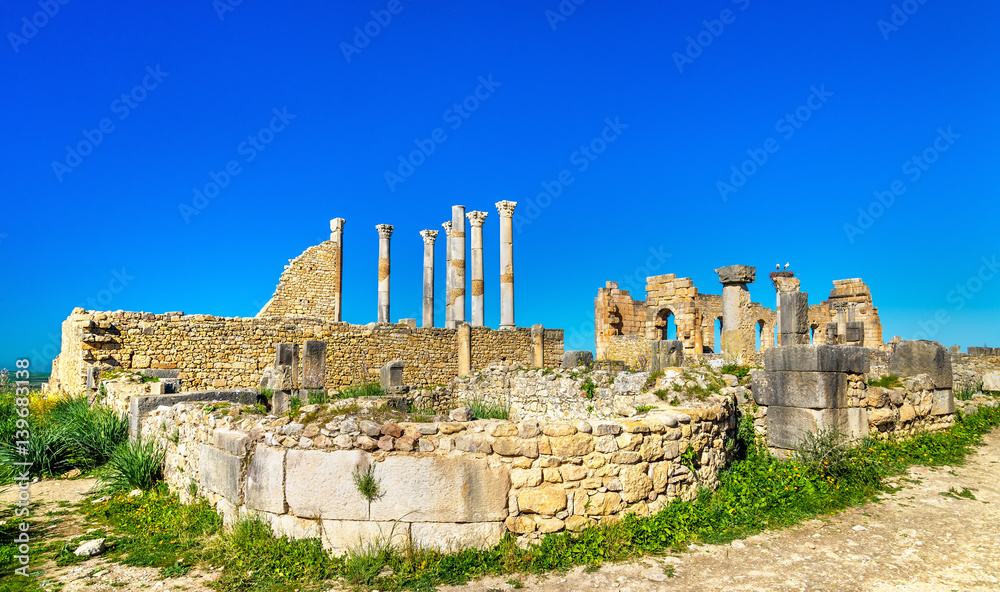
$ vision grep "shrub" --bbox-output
[353,464,383,503]
[98,437,165,493]
[645,371,664,388]
[867,375,902,388]
[581,377,597,400]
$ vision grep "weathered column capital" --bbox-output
[330,217,345,233]
[495,200,517,217]
[442,221,452,236]
[715,265,755,285]
[376,224,394,239]
[419,229,439,244]
[466,210,489,227]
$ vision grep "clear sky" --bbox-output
[2,0,998,371]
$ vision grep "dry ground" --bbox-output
[4,429,999,592]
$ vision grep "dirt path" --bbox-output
[5,429,999,592]
[444,429,1000,592]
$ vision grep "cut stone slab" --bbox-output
[410,522,505,552]
[198,444,242,502]
[370,456,509,522]
[213,429,249,456]
[984,372,1000,392]
[752,371,847,409]
[766,406,850,450]
[285,449,371,520]
[778,292,810,335]
[764,345,871,374]
[245,445,285,514]
[889,340,953,389]
[930,388,955,416]
[322,520,411,556]
[380,360,404,388]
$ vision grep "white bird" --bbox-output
[784,262,790,269]
[775,263,780,270]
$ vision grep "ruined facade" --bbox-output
[51,207,566,394]
[595,266,884,365]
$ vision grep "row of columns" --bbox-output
[362,200,518,328]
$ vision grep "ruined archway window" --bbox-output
[756,320,765,351]
[714,317,723,352]
[657,309,677,341]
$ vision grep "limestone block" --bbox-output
[285,449,370,520]
[548,434,594,457]
[586,492,624,516]
[371,456,509,522]
[198,444,241,502]
[766,407,850,450]
[983,372,1000,392]
[533,516,565,533]
[411,522,505,552]
[245,445,285,514]
[930,388,955,416]
[619,465,652,503]
[505,515,536,533]
[302,340,327,389]
[511,468,542,488]
[764,345,870,374]
[274,514,321,540]
[213,429,249,456]
[517,488,566,515]
[889,340,952,388]
[846,408,869,440]
[753,371,846,409]
[322,520,410,556]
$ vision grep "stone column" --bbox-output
[419,230,439,328]
[376,224,393,323]
[457,323,472,377]
[449,206,467,327]
[496,200,517,329]
[466,210,488,326]
[769,271,799,346]
[716,265,756,359]
[531,324,544,368]
[330,218,345,322]
[442,221,453,328]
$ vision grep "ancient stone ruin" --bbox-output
[42,218,999,554]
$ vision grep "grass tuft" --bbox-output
[98,437,165,493]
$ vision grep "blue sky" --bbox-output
[2,0,998,371]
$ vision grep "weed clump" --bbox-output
[867,375,902,388]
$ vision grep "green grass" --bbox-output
[338,382,385,399]
[955,381,982,401]
[720,364,754,380]
[634,405,655,414]
[22,401,1000,592]
[867,375,903,388]
[465,396,510,420]
[97,436,165,493]
[0,392,128,483]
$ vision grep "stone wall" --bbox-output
[451,367,665,421]
[257,241,342,319]
[51,309,563,394]
[139,396,737,553]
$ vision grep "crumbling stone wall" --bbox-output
[257,241,343,320]
[51,309,563,394]
[139,397,736,552]
[595,270,885,360]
